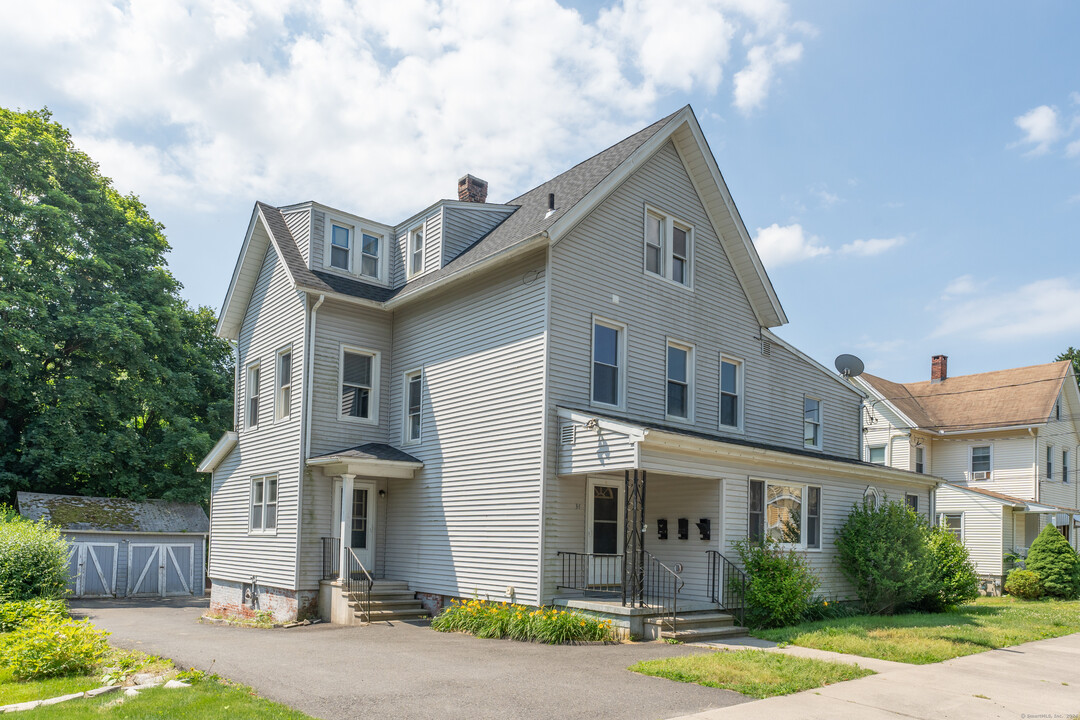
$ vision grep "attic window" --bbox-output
[330,224,351,270]
[408,225,424,278]
[644,206,692,287]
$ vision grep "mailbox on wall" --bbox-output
[695,518,711,541]
[656,518,668,540]
[677,518,689,540]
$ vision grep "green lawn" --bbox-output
[629,650,874,698]
[0,667,101,705]
[755,596,1080,664]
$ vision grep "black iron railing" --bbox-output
[706,550,746,626]
[321,537,340,580]
[642,551,682,635]
[345,548,374,624]
[557,551,624,596]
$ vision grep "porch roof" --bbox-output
[307,443,423,479]
[945,483,1080,519]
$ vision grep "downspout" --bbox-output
[295,293,324,595]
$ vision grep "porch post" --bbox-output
[338,473,355,581]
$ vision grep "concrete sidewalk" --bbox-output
[670,632,1080,719]
[698,635,910,674]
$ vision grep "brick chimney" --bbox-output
[931,355,948,384]
[457,174,488,203]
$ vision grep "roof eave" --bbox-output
[197,431,238,473]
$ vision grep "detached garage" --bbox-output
[16,492,209,599]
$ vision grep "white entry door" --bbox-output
[332,480,377,573]
[66,542,119,598]
[585,478,623,590]
[128,543,195,597]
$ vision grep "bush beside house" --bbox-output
[0,507,68,602]
[1004,569,1044,599]
[918,527,980,611]
[735,539,820,629]
[1024,524,1080,600]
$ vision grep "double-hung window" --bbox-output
[971,445,992,479]
[905,493,920,512]
[408,226,424,277]
[915,446,925,473]
[360,233,381,278]
[1064,449,1071,484]
[803,397,822,450]
[666,341,692,420]
[340,349,376,421]
[719,357,742,429]
[275,349,292,421]
[330,224,351,270]
[748,479,820,549]
[250,475,278,532]
[1047,445,1054,480]
[591,319,624,408]
[405,370,423,442]
[939,513,962,540]
[868,446,886,464]
[644,207,691,287]
[246,363,261,429]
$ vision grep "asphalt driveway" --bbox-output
[71,599,749,720]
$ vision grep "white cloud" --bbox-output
[0,0,809,217]
[753,223,830,267]
[931,277,1080,342]
[941,274,978,298]
[1067,139,1080,158]
[1013,105,1063,155]
[810,184,841,207]
[839,236,905,257]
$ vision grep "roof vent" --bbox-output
[559,423,576,446]
[760,339,772,357]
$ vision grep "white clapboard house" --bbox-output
[199,106,938,636]
[850,356,1080,593]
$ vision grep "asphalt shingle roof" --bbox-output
[16,492,209,534]
[310,443,422,464]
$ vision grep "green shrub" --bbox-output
[834,498,934,614]
[0,598,68,632]
[1004,569,1044,600]
[734,538,820,629]
[0,516,70,601]
[0,617,109,679]
[917,527,980,611]
[0,504,20,524]
[1026,524,1080,599]
[431,598,614,643]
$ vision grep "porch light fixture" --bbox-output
[378,489,386,498]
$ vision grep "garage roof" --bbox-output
[16,492,209,534]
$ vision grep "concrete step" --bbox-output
[661,625,749,642]
[645,612,736,629]
[356,608,430,622]
[349,599,427,611]
[347,590,418,602]
[343,579,410,590]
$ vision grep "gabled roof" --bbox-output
[861,361,1072,433]
[16,492,209,534]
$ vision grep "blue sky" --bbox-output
[3,0,1078,383]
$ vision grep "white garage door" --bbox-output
[128,543,195,597]
[66,542,119,598]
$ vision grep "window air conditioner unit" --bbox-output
[972,471,990,481]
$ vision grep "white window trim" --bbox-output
[750,478,823,551]
[665,338,695,423]
[249,474,278,535]
[905,492,920,512]
[1064,449,1071,484]
[322,212,389,285]
[969,443,994,480]
[718,354,744,433]
[938,512,964,541]
[407,221,426,279]
[643,203,693,290]
[867,445,887,464]
[803,396,823,451]
[402,368,424,445]
[337,345,380,425]
[246,361,261,430]
[590,315,627,411]
[914,445,926,474]
[1047,444,1054,481]
[274,346,293,422]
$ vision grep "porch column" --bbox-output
[338,473,355,581]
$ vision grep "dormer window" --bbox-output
[644,206,692,287]
[408,225,425,278]
[360,233,380,278]
[330,224,351,270]
[325,212,387,282]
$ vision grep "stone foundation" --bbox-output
[209,578,318,623]
[416,592,451,616]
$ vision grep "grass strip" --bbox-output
[0,667,101,705]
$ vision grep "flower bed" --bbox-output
[431,599,615,644]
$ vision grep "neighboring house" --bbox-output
[16,492,209,599]
[199,106,937,628]
[851,356,1080,592]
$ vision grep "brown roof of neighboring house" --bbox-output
[946,484,1080,515]
[862,360,1071,433]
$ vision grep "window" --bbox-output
[803,397,822,449]
[750,479,821,548]
[905,493,919,512]
[330,224,351,270]
[360,233,380,278]
[806,486,821,550]
[666,341,692,420]
[275,349,292,421]
[1047,445,1054,481]
[643,207,691,286]
[719,357,742,429]
[939,513,962,540]
[340,349,376,421]
[868,446,886,464]
[250,475,278,532]
[1056,400,1062,420]
[246,363,261,428]
[405,370,423,442]
[915,446,925,474]
[408,225,424,277]
[1064,450,1071,484]
[591,319,624,407]
[749,480,764,542]
[971,445,992,477]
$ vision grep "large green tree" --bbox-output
[0,108,232,506]
[1058,347,1080,390]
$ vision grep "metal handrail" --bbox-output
[321,537,340,580]
[642,551,683,636]
[345,548,374,624]
[556,551,623,596]
[706,550,747,626]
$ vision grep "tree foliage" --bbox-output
[1026,524,1080,599]
[0,107,232,505]
[0,514,69,602]
[917,526,980,611]
[1058,347,1080,390]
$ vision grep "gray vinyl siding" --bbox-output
[209,241,306,590]
[393,210,441,286]
[283,208,312,266]
[310,209,325,270]
[441,205,515,266]
[384,250,547,604]
[65,532,206,597]
[557,422,637,474]
[308,299,393,456]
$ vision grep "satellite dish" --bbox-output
[835,354,865,378]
